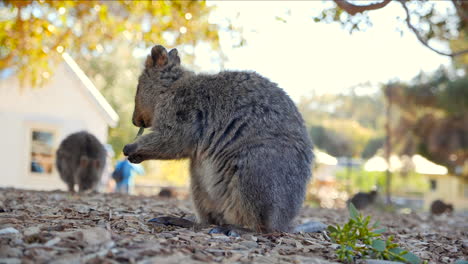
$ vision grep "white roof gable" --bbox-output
[61,53,119,127]
[314,149,338,165]
[411,155,448,175]
[364,154,448,175]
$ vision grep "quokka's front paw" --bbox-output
[123,143,137,156]
[123,143,144,163]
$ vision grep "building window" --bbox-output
[30,130,55,174]
[430,179,437,191]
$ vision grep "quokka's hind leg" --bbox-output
[67,182,75,193]
[64,172,75,193]
[148,216,195,228]
[147,188,199,227]
[206,185,268,236]
[147,177,213,230]
[205,199,258,237]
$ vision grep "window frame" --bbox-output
[429,179,437,192]
[26,123,59,178]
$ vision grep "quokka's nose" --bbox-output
[132,117,141,127]
[132,116,148,128]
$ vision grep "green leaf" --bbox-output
[364,216,371,226]
[371,239,386,252]
[402,252,421,264]
[348,203,359,220]
[374,228,386,234]
[372,220,381,228]
[389,247,405,255]
[327,225,338,233]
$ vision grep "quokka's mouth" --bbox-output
[135,127,145,139]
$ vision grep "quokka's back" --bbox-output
[182,71,311,159]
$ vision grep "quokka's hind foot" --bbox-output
[292,221,327,233]
[148,216,195,228]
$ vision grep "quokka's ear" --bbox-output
[145,45,168,68]
[168,48,180,65]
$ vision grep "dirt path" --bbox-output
[0,188,466,263]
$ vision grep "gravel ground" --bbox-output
[0,188,466,264]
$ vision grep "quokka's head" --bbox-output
[132,45,182,128]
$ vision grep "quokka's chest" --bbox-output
[191,158,238,198]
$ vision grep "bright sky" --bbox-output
[193,1,451,102]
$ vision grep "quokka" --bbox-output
[124,45,314,233]
[56,131,106,192]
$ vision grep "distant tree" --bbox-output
[387,68,468,175]
[310,125,353,157]
[361,136,385,159]
[299,91,385,131]
[299,91,385,158]
[0,0,222,87]
[313,0,468,58]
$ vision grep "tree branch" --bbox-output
[399,0,468,58]
[333,0,392,15]
[450,0,468,24]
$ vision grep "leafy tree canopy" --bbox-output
[0,0,220,87]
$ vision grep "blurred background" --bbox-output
[0,1,466,213]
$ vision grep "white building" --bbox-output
[363,154,448,175]
[0,53,119,190]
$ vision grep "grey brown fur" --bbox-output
[56,131,106,192]
[123,45,313,233]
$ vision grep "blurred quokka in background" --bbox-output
[347,190,378,210]
[430,199,453,216]
[124,45,313,233]
[56,131,106,192]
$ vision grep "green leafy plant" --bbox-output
[327,203,421,264]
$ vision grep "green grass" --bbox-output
[328,203,423,264]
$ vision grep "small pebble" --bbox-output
[23,226,40,236]
[240,241,258,248]
[0,228,19,235]
[241,234,258,242]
